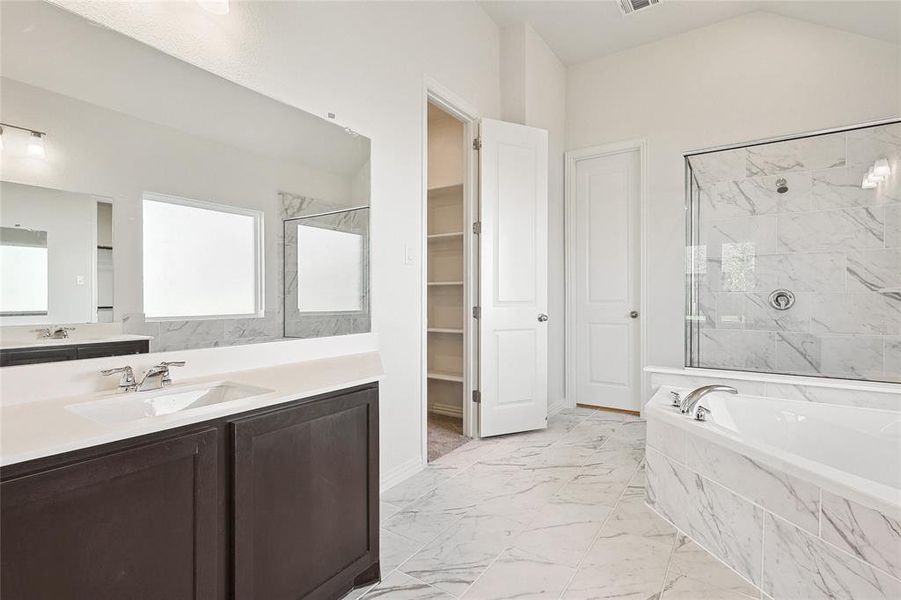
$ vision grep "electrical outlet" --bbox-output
[403,243,415,266]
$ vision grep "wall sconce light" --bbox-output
[27,132,46,158]
[0,122,47,159]
[861,157,891,189]
[198,0,229,15]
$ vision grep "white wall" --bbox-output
[499,23,567,410]
[51,0,502,483]
[0,181,97,325]
[566,11,901,379]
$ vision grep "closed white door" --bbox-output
[478,118,549,437]
[572,148,641,412]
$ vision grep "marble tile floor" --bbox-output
[345,407,762,600]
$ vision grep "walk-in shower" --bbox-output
[685,119,901,383]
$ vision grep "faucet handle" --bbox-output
[32,328,51,338]
[695,406,712,422]
[154,361,185,386]
[101,366,137,390]
[669,391,681,407]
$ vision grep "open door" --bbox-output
[477,118,549,437]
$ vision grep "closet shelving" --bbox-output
[426,182,465,408]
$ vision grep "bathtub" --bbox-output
[644,385,901,600]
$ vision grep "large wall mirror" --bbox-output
[0,1,370,361]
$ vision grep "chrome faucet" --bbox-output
[101,361,185,393]
[679,384,738,420]
[136,361,185,391]
[34,326,75,340]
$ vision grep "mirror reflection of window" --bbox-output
[142,193,263,320]
[297,226,363,312]
[0,227,49,316]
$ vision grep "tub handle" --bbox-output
[669,391,682,407]
[695,406,712,422]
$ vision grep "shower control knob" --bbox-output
[629,311,639,319]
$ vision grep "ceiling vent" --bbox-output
[618,0,660,16]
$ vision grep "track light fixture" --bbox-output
[0,122,47,159]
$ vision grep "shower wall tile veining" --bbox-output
[687,121,901,382]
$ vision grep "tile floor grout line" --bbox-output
[556,442,641,599]
[455,543,514,599]
[414,410,600,599]
[656,531,681,599]
[376,410,652,600]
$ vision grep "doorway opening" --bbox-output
[425,101,471,461]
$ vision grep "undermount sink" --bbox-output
[66,381,274,425]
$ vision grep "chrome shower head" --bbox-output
[776,178,788,194]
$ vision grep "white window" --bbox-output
[296,225,363,312]
[0,233,49,315]
[142,192,263,320]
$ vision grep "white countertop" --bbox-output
[0,351,383,467]
[0,334,154,350]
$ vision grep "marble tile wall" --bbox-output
[645,413,901,600]
[688,121,901,383]
[648,369,901,411]
[281,192,371,339]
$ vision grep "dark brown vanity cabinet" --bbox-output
[0,339,150,366]
[0,383,380,600]
[0,429,219,600]
[233,386,380,600]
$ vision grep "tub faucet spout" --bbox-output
[680,385,738,418]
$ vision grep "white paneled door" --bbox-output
[572,148,641,412]
[478,118,549,437]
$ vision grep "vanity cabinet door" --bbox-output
[0,428,219,600]
[232,386,379,600]
[0,344,78,366]
[75,339,150,359]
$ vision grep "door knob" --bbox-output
[629,311,639,319]
[538,313,549,322]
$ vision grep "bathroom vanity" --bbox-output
[0,337,150,366]
[0,355,381,600]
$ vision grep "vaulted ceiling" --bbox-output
[478,1,901,65]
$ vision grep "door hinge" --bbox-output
[472,137,482,151]
[472,221,481,235]
[472,306,481,319]
[472,390,481,403]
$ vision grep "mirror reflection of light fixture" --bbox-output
[861,157,891,189]
[0,122,46,159]
[27,132,45,158]
[198,0,229,15]
[873,158,890,178]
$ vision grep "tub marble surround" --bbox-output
[688,120,901,383]
[645,388,901,600]
[646,366,901,411]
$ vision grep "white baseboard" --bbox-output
[380,455,423,494]
[428,402,463,418]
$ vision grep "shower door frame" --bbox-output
[682,116,901,382]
